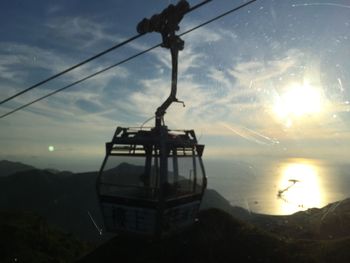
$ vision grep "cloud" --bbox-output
[1,10,347,167]
[150,44,204,76]
[75,99,104,113]
[181,20,223,44]
[0,43,68,82]
[45,16,123,49]
[46,4,63,15]
[120,46,304,132]
[208,67,232,90]
[0,14,153,125]
[0,35,320,149]
[0,54,23,80]
[228,49,303,87]
[0,39,131,122]
[0,16,224,126]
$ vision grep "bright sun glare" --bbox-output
[274,83,323,125]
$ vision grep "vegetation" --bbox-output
[0,166,104,242]
[78,209,350,263]
[0,160,34,177]
[1,161,350,262]
[0,211,92,263]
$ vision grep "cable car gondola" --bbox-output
[96,0,207,237]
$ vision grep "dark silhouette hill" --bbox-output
[78,209,290,263]
[102,162,144,185]
[201,186,252,220]
[250,198,350,240]
[0,210,91,263]
[1,160,350,262]
[0,166,104,241]
[1,160,350,242]
[77,208,350,263]
[0,160,251,242]
[0,160,35,177]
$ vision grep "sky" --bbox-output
[0,0,350,172]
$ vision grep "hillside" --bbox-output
[0,168,104,241]
[248,198,350,240]
[0,210,91,263]
[0,161,249,242]
[1,160,350,262]
[1,160,350,242]
[0,160,35,177]
[77,209,289,263]
[77,208,350,263]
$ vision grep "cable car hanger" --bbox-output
[137,0,188,128]
[96,0,208,238]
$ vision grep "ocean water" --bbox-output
[205,158,350,215]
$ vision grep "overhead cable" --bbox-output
[0,0,257,119]
[0,0,212,106]
[0,34,143,106]
[0,44,160,119]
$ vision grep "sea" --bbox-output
[205,157,350,215]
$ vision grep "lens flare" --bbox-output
[48,145,55,152]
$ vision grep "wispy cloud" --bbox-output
[1,9,348,167]
[0,38,131,120]
[46,4,63,15]
[45,16,123,49]
[150,44,204,77]
[0,43,68,82]
[228,49,304,87]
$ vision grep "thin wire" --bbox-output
[140,116,155,130]
[0,34,143,106]
[0,44,160,119]
[0,0,258,119]
[180,0,257,37]
[0,0,212,106]
[188,0,212,12]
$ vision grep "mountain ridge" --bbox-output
[0,160,35,177]
[1,160,350,262]
[0,210,92,263]
[78,208,350,263]
[1,160,350,241]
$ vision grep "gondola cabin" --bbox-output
[96,126,206,236]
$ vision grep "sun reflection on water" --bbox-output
[276,159,325,214]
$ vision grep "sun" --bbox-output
[273,83,323,123]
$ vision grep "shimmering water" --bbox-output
[205,158,350,215]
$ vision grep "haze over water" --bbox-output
[206,158,350,215]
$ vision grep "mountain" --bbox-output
[0,167,104,241]
[1,160,350,262]
[200,187,252,220]
[102,162,144,185]
[249,198,350,240]
[77,209,290,263]
[0,160,35,177]
[1,160,350,242]
[77,208,350,263]
[0,210,91,263]
[0,161,248,242]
